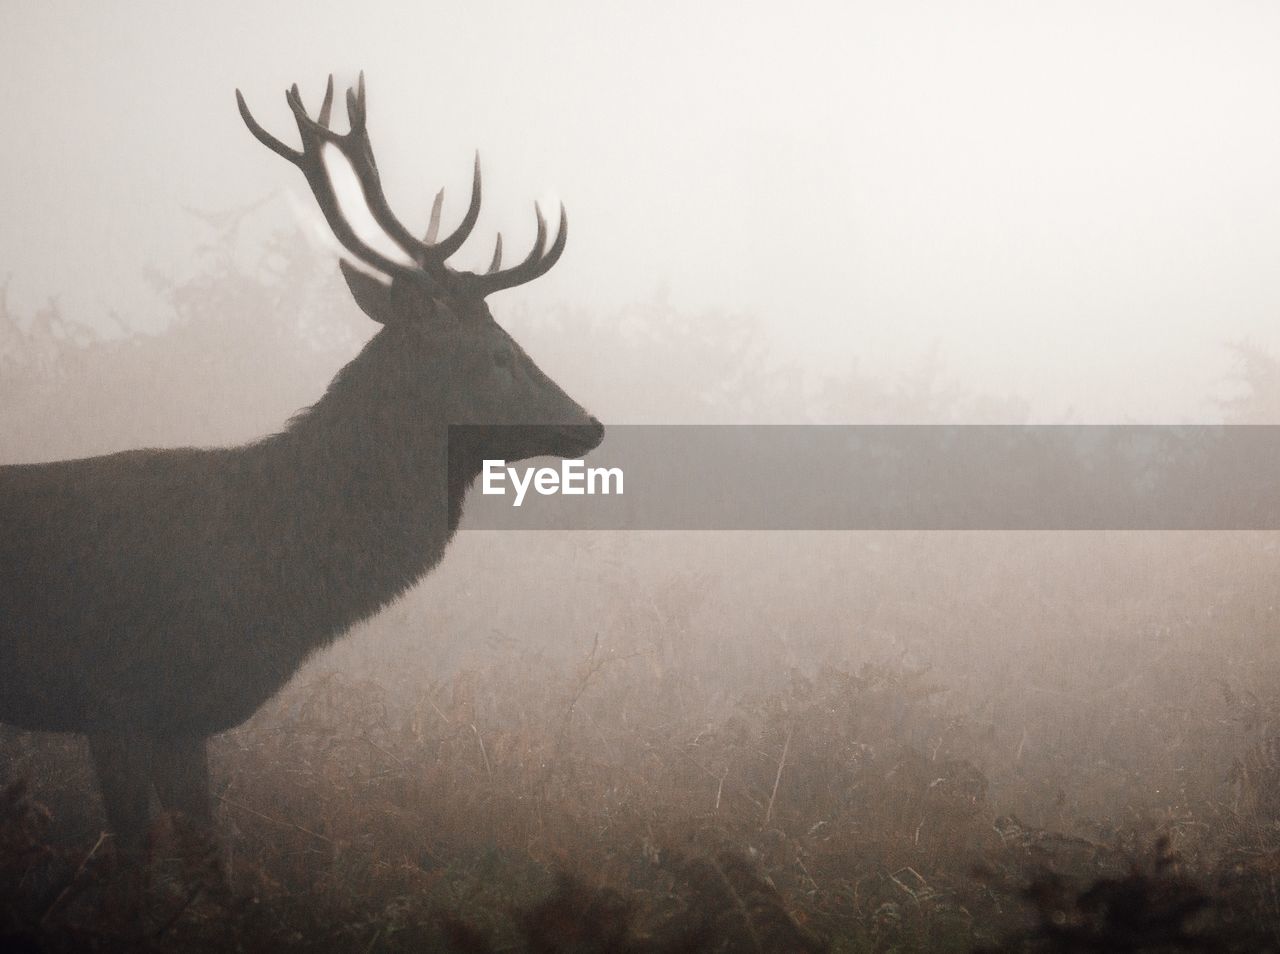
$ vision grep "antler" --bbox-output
[471,203,567,294]
[236,78,426,283]
[237,74,566,295]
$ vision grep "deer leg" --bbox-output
[87,730,154,856]
[151,734,212,826]
[152,733,227,889]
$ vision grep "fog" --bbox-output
[4,1,1280,420]
[5,3,1280,950]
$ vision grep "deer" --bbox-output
[0,74,603,854]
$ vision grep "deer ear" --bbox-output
[340,260,394,324]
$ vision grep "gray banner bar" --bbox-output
[451,426,1280,530]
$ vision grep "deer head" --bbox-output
[236,74,603,467]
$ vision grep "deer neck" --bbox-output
[271,399,476,542]
[246,370,484,650]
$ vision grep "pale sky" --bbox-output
[2,0,1279,420]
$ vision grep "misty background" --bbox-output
[4,1,1280,422]
[6,2,1280,948]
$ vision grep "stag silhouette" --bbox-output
[0,74,603,851]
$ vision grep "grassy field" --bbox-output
[5,605,1280,952]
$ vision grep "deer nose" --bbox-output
[585,417,605,447]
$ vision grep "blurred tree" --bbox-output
[1221,340,1280,424]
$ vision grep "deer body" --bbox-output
[1,364,456,738]
[0,75,603,850]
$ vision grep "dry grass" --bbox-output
[5,643,1280,952]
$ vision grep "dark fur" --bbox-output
[0,313,601,845]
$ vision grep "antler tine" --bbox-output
[537,204,569,274]
[345,86,364,132]
[236,90,302,162]
[317,75,335,128]
[428,153,482,260]
[487,233,503,273]
[492,203,548,283]
[424,190,444,244]
[340,72,367,130]
[237,84,424,283]
[474,203,567,294]
[285,85,341,144]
